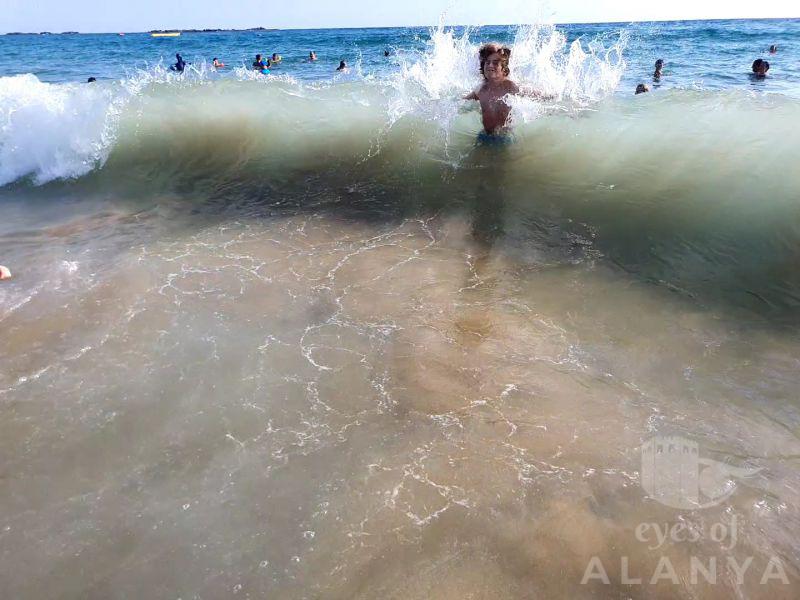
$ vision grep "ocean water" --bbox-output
[1,18,800,599]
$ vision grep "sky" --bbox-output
[2,0,799,33]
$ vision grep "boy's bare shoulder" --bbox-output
[505,80,520,93]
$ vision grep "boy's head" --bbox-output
[255,54,261,61]
[635,83,649,95]
[752,58,769,76]
[479,43,511,81]
[655,59,664,70]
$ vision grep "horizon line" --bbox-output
[2,15,799,35]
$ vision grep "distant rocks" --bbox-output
[3,26,278,36]
[147,26,277,34]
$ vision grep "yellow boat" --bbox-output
[151,32,181,37]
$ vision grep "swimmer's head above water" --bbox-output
[479,43,512,82]
[752,58,770,77]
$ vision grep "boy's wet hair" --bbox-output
[752,58,770,73]
[479,43,512,78]
[655,59,664,68]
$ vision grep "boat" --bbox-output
[151,32,181,37]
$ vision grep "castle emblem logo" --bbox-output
[641,436,761,510]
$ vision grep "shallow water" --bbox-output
[2,20,800,600]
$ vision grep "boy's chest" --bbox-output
[480,91,511,110]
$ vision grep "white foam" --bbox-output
[387,22,628,133]
[0,74,126,186]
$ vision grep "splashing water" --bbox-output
[0,22,628,187]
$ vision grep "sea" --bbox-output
[1,18,800,599]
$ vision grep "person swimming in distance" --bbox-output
[635,83,650,94]
[170,53,187,73]
[271,53,282,64]
[307,51,317,61]
[0,265,11,280]
[212,57,225,69]
[653,58,664,80]
[87,77,96,83]
[336,60,348,71]
[752,58,770,78]
[769,44,778,54]
[463,42,551,141]
[253,54,269,74]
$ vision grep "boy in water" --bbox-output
[464,43,550,140]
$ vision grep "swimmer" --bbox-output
[635,83,650,94]
[769,45,778,54]
[463,42,551,137]
[336,60,348,71]
[752,58,770,78]
[212,57,225,69]
[253,54,269,74]
[271,53,282,63]
[653,58,664,80]
[87,77,96,83]
[308,51,317,61]
[0,265,11,280]
[170,53,187,73]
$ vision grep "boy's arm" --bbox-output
[463,91,479,100]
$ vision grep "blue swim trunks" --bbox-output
[476,131,514,146]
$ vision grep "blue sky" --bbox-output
[3,0,798,33]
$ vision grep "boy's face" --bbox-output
[483,52,506,82]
